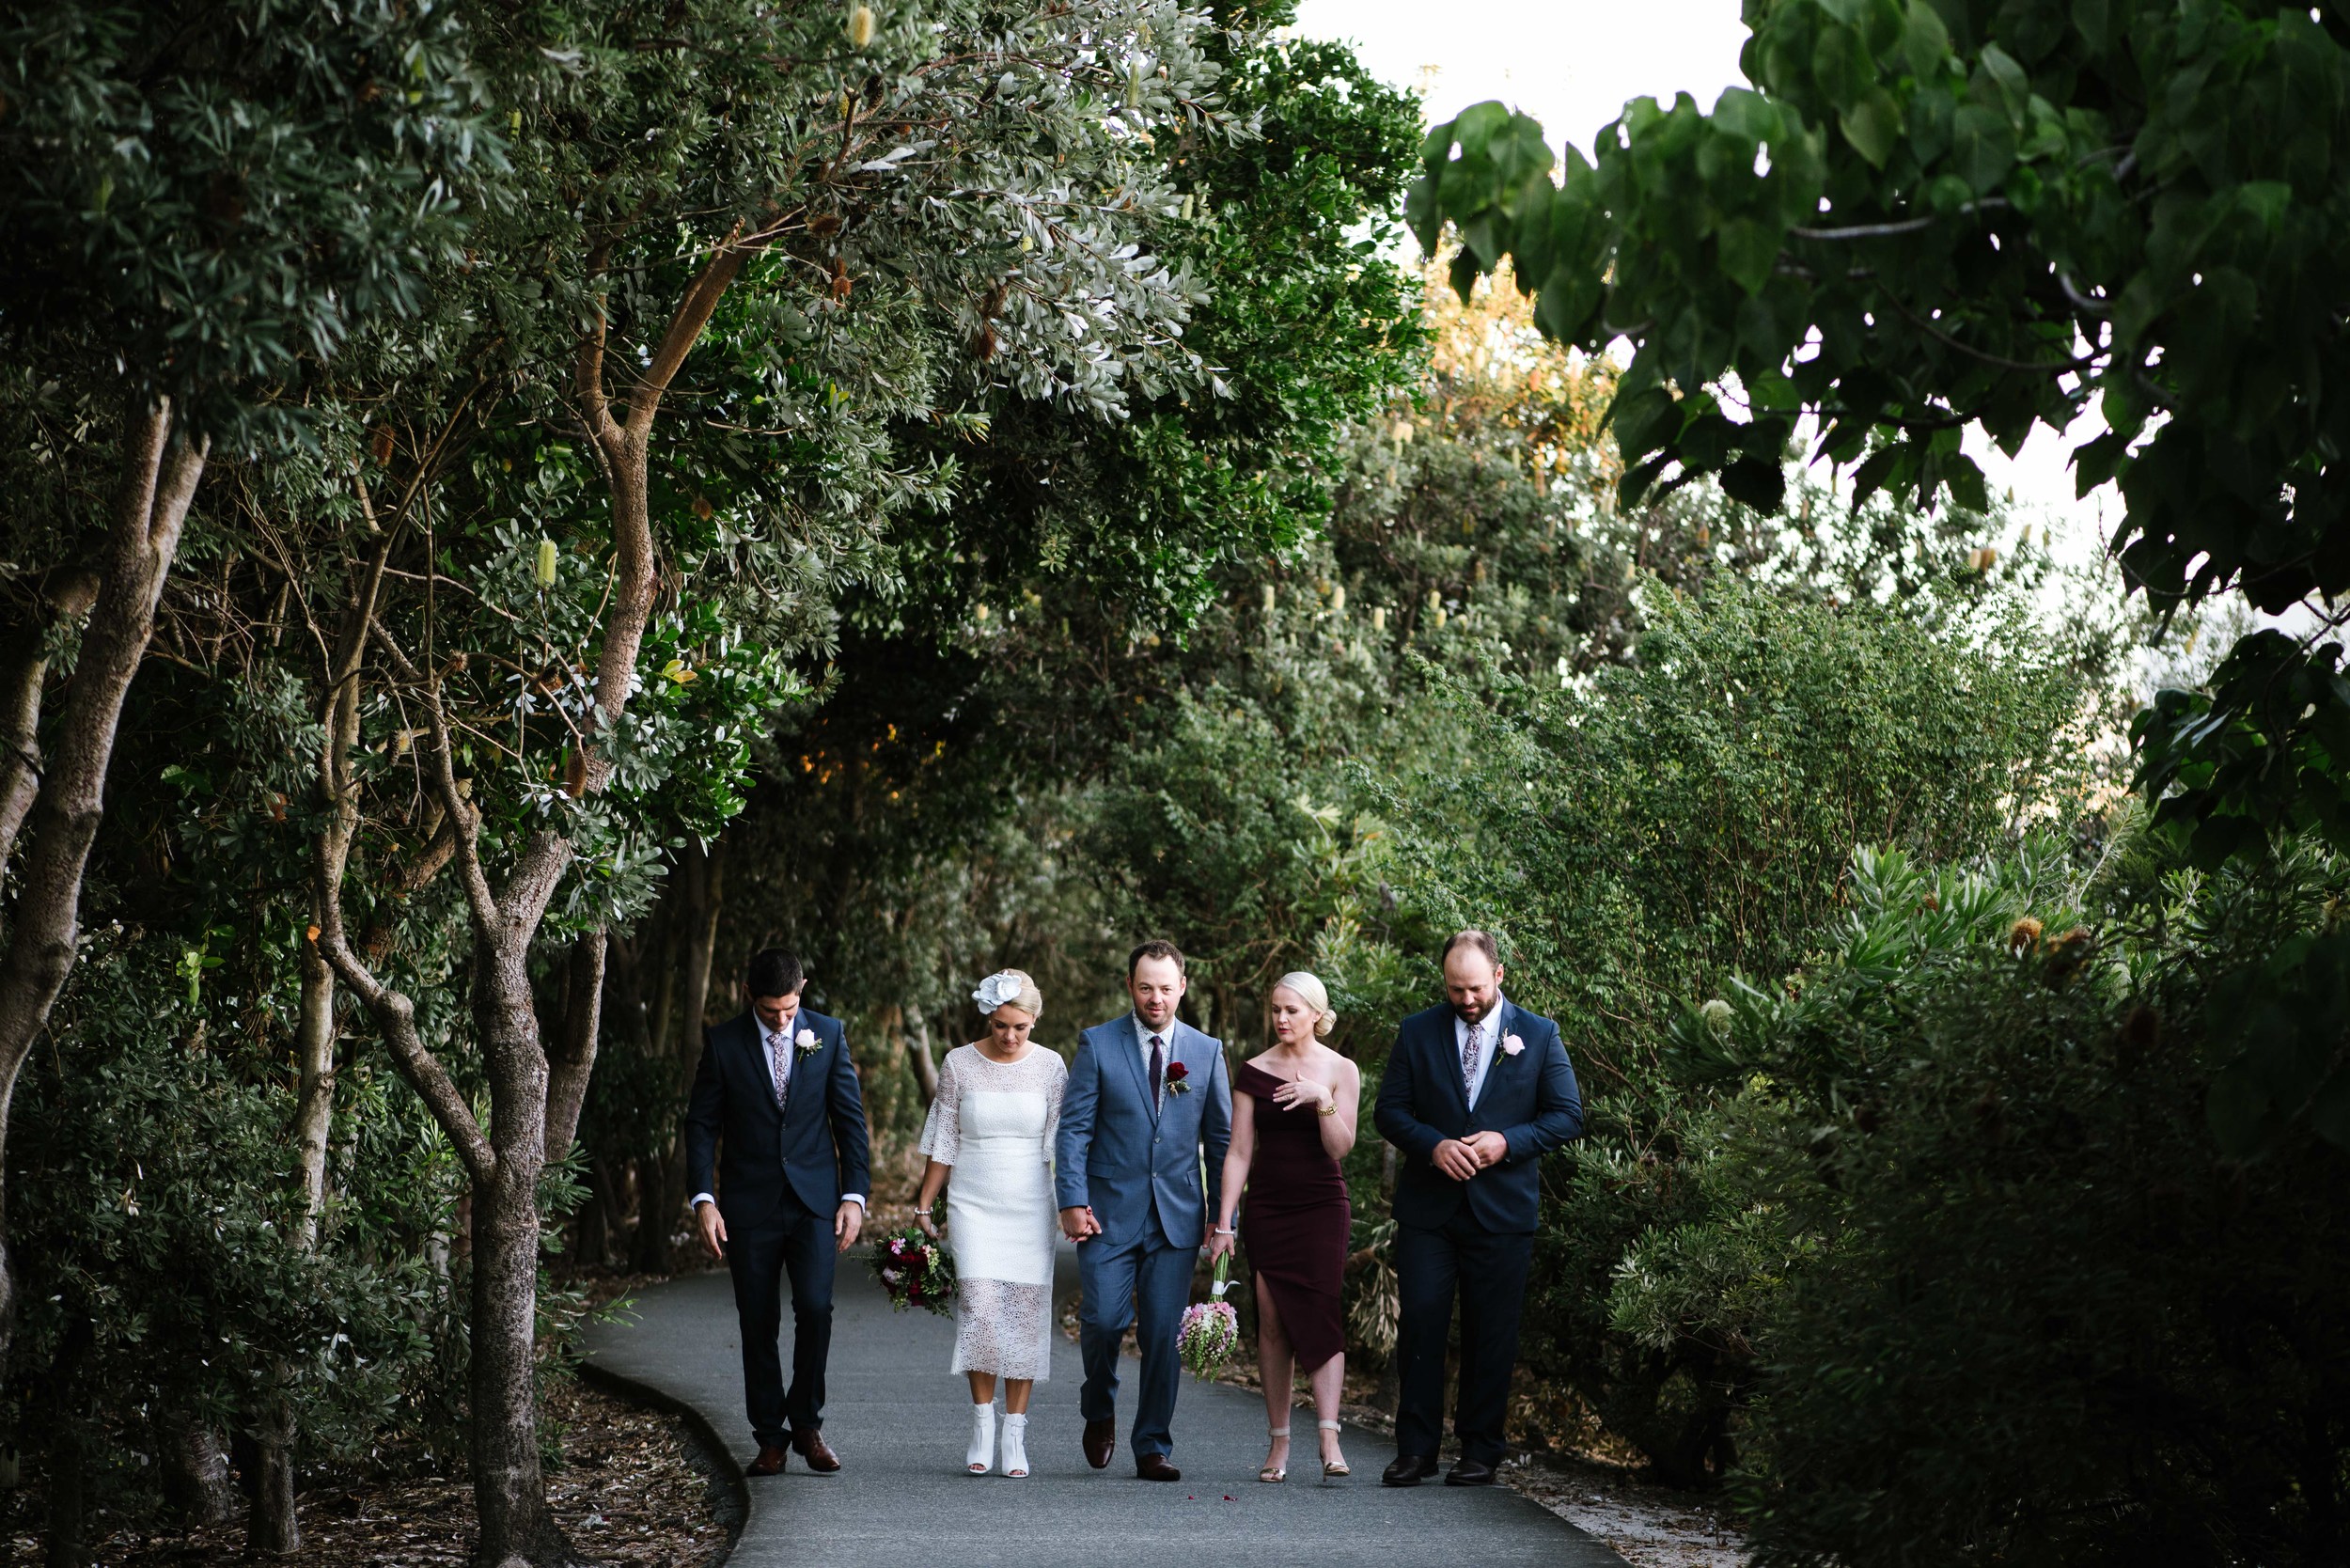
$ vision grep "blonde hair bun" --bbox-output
[1274,970,1338,1040]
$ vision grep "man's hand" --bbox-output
[697,1199,728,1261]
[1059,1205,1102,1243]
[834,1200,864,1254]
[1432,1138,1482,1181]
[1466,1131,1509,1168]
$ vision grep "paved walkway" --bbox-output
[583,1248,1627,1567]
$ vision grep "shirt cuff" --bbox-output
[690,1192,715,1209]
[840,1193,866,1208]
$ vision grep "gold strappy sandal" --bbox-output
[1320,1419,1350,1477]
[1260,1426,1290,1483]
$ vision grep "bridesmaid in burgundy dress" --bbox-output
[1211,971,1361,1482]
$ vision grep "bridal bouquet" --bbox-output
[870,1225,955,1316]
[1178,1252,1241,1379]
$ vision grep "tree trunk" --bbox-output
[0,404,206,1372]
[155,1409,235,1528]
[464,886,579,1568]
[903,1004,939,1105]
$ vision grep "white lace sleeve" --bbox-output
[918,1048,961,1164]
[1042,1053,1067,1170]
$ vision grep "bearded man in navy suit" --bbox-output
[1373,930,1582,1487]
[685,947,870,1477]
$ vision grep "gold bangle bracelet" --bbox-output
[1317,1100,1338,1116]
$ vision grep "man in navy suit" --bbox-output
[1056,939,1232,1481]
[1373,930,1582,1487]
[685,947,870,1476]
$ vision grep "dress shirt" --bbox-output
[691,1007,865,1211]
[1132,1011,1176,1111]
[1453,995,1509,1109]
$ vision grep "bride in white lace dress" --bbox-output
[914,969,1066,1479]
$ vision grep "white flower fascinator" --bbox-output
[972,971,1026,1014]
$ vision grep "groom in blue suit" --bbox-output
[1374,930,1582,1487]
[1056,939,1232,1482]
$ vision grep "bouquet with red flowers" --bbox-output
[870,1225,955,1316]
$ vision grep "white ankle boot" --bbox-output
[966,1403,995,1475]
[999,1412,1029,1478]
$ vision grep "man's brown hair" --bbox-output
[1441,929,1502,967]
[1127,938,1187,978]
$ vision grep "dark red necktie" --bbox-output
[1148,1033,1165,1107]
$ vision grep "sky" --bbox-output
[1289,0,2113,557]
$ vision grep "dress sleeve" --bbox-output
[1042,1054,1067,1170]
[918,1048,962,1164]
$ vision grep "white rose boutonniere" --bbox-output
[794,1027,821,1058]
[1501,1033,1526,1057]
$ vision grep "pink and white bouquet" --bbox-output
[870,1225,955,1316]
[1178,1251,1241,1378]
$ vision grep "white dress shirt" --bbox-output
[1453,996,1509,1109]
[691,1009,865,1211]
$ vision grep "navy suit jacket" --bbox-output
[684,1008,872,1230]
[1373,1000,1582,1234]
[1055,1016,1232,1249]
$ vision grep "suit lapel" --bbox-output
[740,1015,784,1124]
[1432,1011,1472,1119]
[1468,1002,1513,1111]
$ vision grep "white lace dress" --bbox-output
[918,1043,1066,1381]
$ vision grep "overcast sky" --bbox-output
[1289,0,2111,553]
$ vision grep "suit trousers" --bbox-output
[728,1190,837,1445]
[1076,1216,1194,1459]
[1393,1212,1534,1466]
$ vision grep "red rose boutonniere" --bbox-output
[1163,1060,1192,1095]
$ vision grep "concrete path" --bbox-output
[588,1250,1626,1568]
[583,1249,1628,1567]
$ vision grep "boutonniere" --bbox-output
[1501,1033,1526,1057]
[1163,1059,1193,1094]
[794,1027,821,1058]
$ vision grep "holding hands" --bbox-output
[1058,1204,1101,1244]
[1431,1131,1508,1181]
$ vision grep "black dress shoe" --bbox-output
[1382,1452,1439,1487]
[1445,1459,1498,1486]
[1136,1452,1183,1482]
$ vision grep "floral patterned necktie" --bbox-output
[1462,1021,1483,1100]
[770,1026,790,1114]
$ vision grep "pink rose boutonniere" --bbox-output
[1501,1033,1526,1057]
[794,1027,821,1058]
[1164,1060,1193,1095]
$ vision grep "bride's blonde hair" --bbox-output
[1272,971,1337,1040]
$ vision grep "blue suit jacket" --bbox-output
[1055,1015,1233,1249]
[684,1008,872,1230]
[1373,1000,1582,1234]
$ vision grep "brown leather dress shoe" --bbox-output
[1083,1417,1115,1470]
[790,1427,842,1474]
[1136,1452,1182,1482]
[746,1443,789,1477]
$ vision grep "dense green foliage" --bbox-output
[1648,834,2350,1565]
[1406,0,2350,878]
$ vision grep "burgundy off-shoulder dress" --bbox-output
[1236,1058,1352,1372]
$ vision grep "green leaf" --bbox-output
[1719,454,1787,511]
[1811,23,1875,111]
[1841,88,1903,167]
[1950,103,2015,195]
[1901,0,1950,78]
[1716,217,1784,296]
